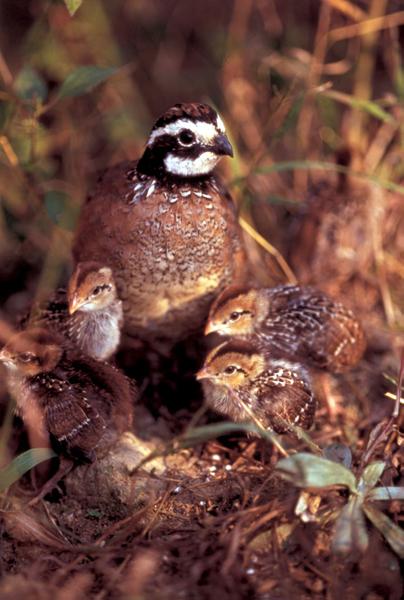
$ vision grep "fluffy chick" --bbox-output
[197,340,316,433]
[0,328,135,460]
[205,284,366,373]
[27,262,123,361]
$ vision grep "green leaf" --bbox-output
[64,0,83,16]
[324,443,352,469]
[44,190,76,230]
[181,421,281,447]
[0,448,56,492]
[332,497,369,556]
[57,66,117,99]
[14,66,47,103]
[276,453,357,492]
[358,461,386,494]
[367,487,404,502]
[363,504,404,559]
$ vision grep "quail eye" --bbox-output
[178,129,195,146]
[223,365,237,375]
[92,284,111,297]
[229,311,241,322]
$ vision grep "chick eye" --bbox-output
[223,365,237,375]
[229,311,241,322]
[178,129,195,145]
[92,284,111,296]
[19,352,35,363]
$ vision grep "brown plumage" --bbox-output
[25,262,123,361]
[197,341,316,433]
[206,284,366,373]
[0,328,135,460]
[73,103,248,344]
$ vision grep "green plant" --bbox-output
[276,452,404,559]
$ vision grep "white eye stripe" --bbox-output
[216,113,225,133]
[148,119,222,146]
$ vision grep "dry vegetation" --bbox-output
[0,1,403,598]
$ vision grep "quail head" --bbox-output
[73,103,248,345]
[27,262,123,361]
[205,284,366,373]
[196,341,316,433]
[0,328,135,460]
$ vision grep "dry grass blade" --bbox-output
[239,216,297,284]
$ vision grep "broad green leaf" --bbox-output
[367,487,404,502]
[0,448,56,492]
[332,497,369,556]
[64,0,83,16]
[249,161,404,195]
[358,461,386,494]
[58,66,117,99]
[14,66,47,103]
[276,453,357,492]
[363,504,404,559]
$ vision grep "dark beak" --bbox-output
[213,134,233,157]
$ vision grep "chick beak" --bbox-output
[213,134,233,157]
[204,321,216,336]
[69,295,83,315]
[195,367,212,382]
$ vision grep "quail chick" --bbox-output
[196,340,315,433]
[205,284,366,373]
[289,164,376,306]
[26,262,123,361]
[0,328,135,460]
[73,103,248,345]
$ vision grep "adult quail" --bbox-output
[73,103,248,345]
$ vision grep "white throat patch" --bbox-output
[148,118,220,147]
[164,151,220,177]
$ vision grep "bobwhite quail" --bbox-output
[205,284,366,373]
[25,262,123,361]
[196,340,315,433]
[73,103,248,345]
[0,328,135,460]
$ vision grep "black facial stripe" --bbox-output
[138,133,218,177]
[225,310,251,323]
[96,284,110,292]
[150,133,214,156]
